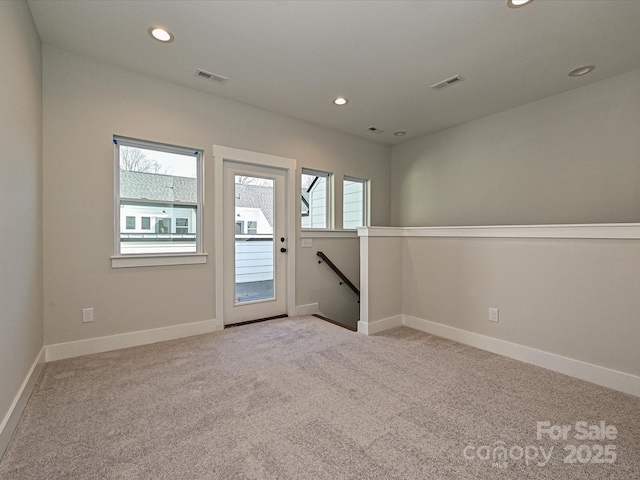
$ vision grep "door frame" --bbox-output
[213,145,297,326]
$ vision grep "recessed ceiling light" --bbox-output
[568,65,595,77]
[394,131,407,137]
[333,97,348,106]
[148,27,174,43]
[507,0,534,8]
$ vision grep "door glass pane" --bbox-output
[234,175,275,304]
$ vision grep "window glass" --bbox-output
[343,177,368,229]
[115,137,202,255]
[301,168,331,229]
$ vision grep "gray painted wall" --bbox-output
[0,0,43,437]
[43,46,390,345]
[387,68,640,382]
[403,236,640,377]
[391,68,640,227]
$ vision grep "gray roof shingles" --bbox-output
[120,170,274,226]
[235,183,274,227]
[120,170,197,203]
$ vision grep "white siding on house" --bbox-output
[302,177,327,228]
[235,240,274,283]
[120,204,197,234]
[310,179,326,227]
[343,179,364,229]
[235,207,272,235]
[119,203,197,254]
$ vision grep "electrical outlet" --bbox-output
[489,308,499,323]
[82,308,94,323]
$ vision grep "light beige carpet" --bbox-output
[1,316,638,479]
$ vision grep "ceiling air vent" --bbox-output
[431,74,464,91]
[194,69,228,85]
[367,126,384,134]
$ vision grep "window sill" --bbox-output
[111,253,208,268]
[300,230,358,238]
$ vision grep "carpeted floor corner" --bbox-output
[1,316,638,479]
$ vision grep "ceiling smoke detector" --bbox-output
[431,75,464,91]
[194,69,228,85]
[367,127,384,134]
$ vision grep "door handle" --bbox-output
[280,248,287,253]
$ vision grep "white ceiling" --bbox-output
[27,0,640,145]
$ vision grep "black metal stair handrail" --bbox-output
[316,251,360,299]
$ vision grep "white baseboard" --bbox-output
[293,303,319,316]
[403,315,640,398]
[358,315,403,335]
[0,347,46,460]
[45,318,222,362]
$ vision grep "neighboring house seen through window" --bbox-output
[301,168,332,229]
[343,176,368,229]
[114,136,203,256]
[176,218,189,234]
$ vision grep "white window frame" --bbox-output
[343,175,369,230]
[301,167,333,230]
[112,136,206,268]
